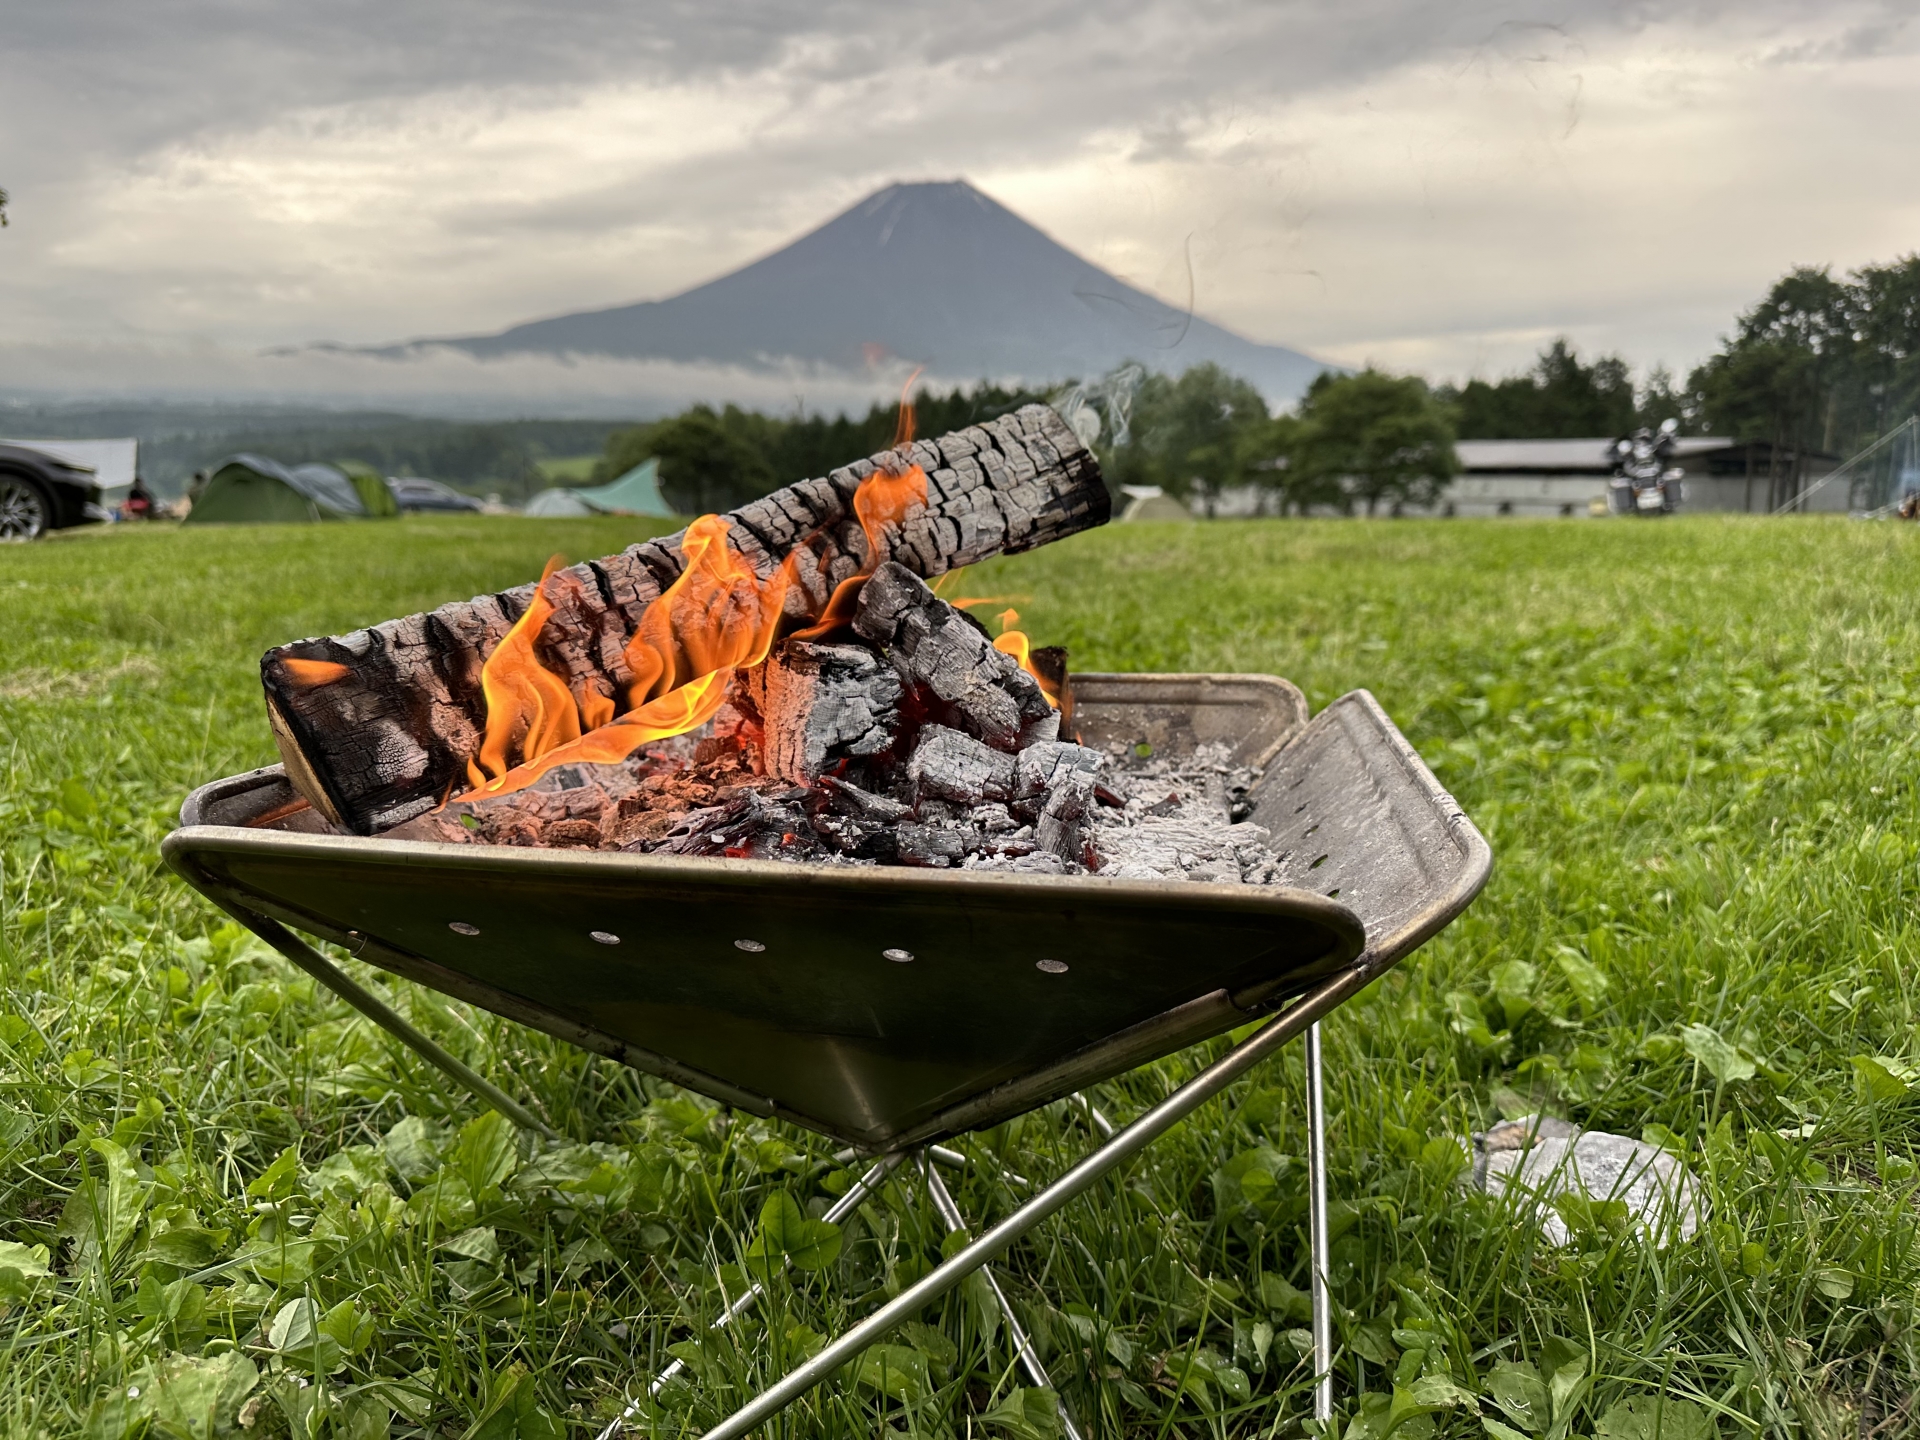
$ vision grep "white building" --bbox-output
[1444,438,1841,518]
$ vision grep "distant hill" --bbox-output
[365,180,1330,404]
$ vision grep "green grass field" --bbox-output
[3,515,1918,1439]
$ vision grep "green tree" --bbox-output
[1850,255,1920,439]
[1687,266,1865,505]
[1447,339,1636,439]
[622,406,778,515]
[0,186,9,228]
[1288,369,1459,516]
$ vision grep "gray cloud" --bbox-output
[3,0,1917,407]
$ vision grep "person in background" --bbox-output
[122,475,155,520]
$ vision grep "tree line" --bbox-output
[581,250,1920,517]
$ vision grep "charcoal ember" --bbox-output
[385,760,643,846]
[738,639,904,785]
[696,700,763,769]
[819,775,912,824]
[806,809,896,860]
[1034,769,1096,865]
[382,809,474,845]
[1012,741,1105,821]
[895,822,969,868]
[651,789,823,861]
[853,563,1057,751]
[908,725,1015,806]
[970,802,1019,833]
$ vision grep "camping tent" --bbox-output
[522,458,674,518]
[185,456,397,524]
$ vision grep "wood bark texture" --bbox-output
[260,404,1107,833]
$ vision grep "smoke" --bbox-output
[1052,363,1147,449]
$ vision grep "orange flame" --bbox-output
[466,556,587,790]
[462,521,800,798]
[282,657,351,688]
[992,607,1060,709]
[457,382,937,802]
[794,370,927,639]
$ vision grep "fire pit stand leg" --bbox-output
[215,904,560,1141]
[697,969,1359,1440]
[593,1152,908,1440]
[920,1158,1089,1440]
[1306,1020,1333,1424]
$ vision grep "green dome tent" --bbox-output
[186,455,398,524]
[523,458,674,518]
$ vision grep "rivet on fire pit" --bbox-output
[1036,958,1068,975]
[590,931,620,946]
[448,921,480,936]
[734,938,767,953]
[883,948,914,964]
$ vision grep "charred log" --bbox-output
[852,563,1056,752]
[734,640,903,787]
[262,404,1107,835]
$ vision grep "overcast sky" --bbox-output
[3,0,1916,412]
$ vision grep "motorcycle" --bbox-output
[1609,419,1684,516]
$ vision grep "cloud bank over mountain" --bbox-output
[1,1,1915,411]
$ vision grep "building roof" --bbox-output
[1457,437,1735,474]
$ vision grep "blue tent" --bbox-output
[523,458,674,518]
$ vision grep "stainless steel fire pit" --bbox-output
[164,673,1489,1435]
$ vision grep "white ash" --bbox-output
[963,740,1286,884]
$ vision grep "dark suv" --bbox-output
[0,444,113,540]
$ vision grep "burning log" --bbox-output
[263,404,1107,834]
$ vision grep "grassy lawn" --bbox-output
[3,514,1918,1438]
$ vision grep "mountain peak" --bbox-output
[386,180,1329,402]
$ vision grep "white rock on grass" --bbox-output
[1468,1115,1706,1246]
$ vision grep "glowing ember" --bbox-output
[281,658,351,688]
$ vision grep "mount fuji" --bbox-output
[366,181,1330,404]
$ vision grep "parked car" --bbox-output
[0,443,114,540]
[385,475,485,513]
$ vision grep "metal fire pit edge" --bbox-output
[163,673,1490,1152]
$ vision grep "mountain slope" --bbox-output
[379,181,1329,403]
